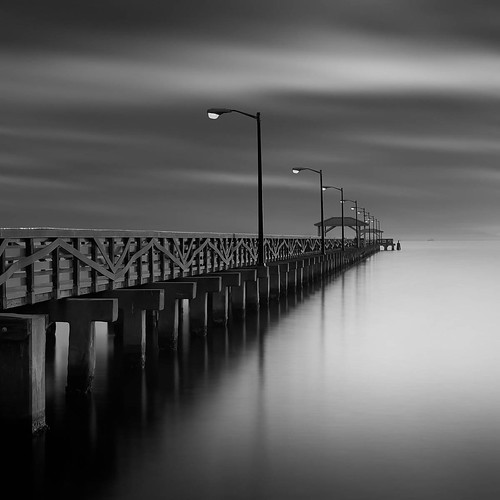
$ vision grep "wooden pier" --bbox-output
[0,228,382,434]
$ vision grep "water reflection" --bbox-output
[25,242,500,499]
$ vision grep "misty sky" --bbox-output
[1,1,500,240]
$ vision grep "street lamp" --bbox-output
[292,167,325,255]
[356,207,367,246]
[366,214,375,247]
[207,108,265,266]
[322,185,345,252]
[343,198,359,248]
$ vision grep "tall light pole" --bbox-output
[291,167,325,255]
[344,199,358,248]
[366,214,375,246]
[322,185,344,252]
[207,108,265,266]
[357,207,366,246]
[366,213,372,246]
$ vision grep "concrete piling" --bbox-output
[0,314,48,434]
[49,298,118,394]
[207,273,241,325]
[137,282,196,350]
[100,290,164,368]
[175,276,222,335]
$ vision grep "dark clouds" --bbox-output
[1,1,500,239]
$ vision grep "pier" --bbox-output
[0,228,383,434]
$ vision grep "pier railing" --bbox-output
[0,228,359,309]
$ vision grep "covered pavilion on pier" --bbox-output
[314,216,386,245]
[314,216,368,237]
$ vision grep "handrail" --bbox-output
[0,230,365,310]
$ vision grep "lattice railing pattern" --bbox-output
[0,229,357,309]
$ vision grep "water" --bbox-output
[19,241,500,499]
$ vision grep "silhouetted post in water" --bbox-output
[208,108,265,266]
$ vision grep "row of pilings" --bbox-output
[0,245,379,434]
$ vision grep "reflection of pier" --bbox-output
[0,228,381,434]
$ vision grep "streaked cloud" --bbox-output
[1,1,500,238]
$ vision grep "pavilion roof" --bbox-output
[314,216,368,227]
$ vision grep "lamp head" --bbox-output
[292,168,302,174]
[207,108,232,119]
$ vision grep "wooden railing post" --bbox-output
[72,238,81,296]
[0,239,7,309]
[108,237,115,290]
[51,245,60,300]
[91,240,98,294]
[25,239,35,305]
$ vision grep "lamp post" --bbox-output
[322,185,345,252]
[207,108,265,266]
[291,168,325,255]
[366,214,375,247]
[356,207,366,246]
[343,199,359,248]
[366,213,372,246]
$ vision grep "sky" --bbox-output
[1,1,500,241]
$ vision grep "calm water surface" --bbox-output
[21,241,500,499]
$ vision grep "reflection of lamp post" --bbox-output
[208,108,264,266]
[322,185,344,252]
[344,199,358,248]
[292,167,324,255]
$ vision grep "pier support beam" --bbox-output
[49,298,118,394]
[175,277,222,335]
[208,273,241,326]
[140,282,196,349]
[256,265,270,306]
[268,263,289,299]
[100,290,164,367]
[229,269,258,315]
[0,314,48,434]
[286,261,300,293]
